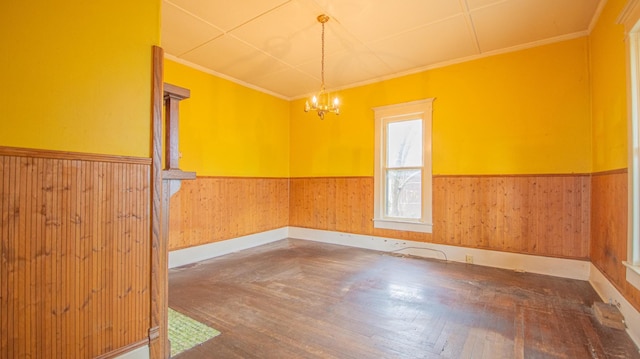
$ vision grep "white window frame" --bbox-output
[619,0,640,290]
[373,98,434,233]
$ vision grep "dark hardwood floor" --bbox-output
[168,239,640,358]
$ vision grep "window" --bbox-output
[620,0,640,290]
[373,99,433,233]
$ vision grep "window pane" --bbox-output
[385,169,422,219]
[387,119,422,167]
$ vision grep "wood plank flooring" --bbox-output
[168,239,640,358]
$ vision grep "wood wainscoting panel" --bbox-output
[290,174,590,259]
[169,177,289,250]
[591,170,640,312]
[434,175,591,259]
[0,151,150,358]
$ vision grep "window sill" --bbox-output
[373,218,432,233]
[623,261,640,291]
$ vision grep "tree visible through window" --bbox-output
[385,119,422,219]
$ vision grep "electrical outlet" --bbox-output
[465,255,473,264]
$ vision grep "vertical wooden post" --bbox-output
[163,84,190,170]
[149,46,195,359]
[165,98,179,170]
[149,45,168,359]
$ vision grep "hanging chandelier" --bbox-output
[305,14,340,120]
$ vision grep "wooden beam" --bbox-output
[164,83,190,100]
[162,169,196,180]
[149,45,169,359]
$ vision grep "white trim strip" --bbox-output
[166,33,590,102]
[288,227,590,280]
[165,54,290,101]
[589,263,640,349]
[373,219,433,233]
[114,345,149,359]
[621,0,640,290]
[618,0,640,33]
[624,261,640,290]
[588,0,609,34]
[168,227,289,268]
[293,31,590,100]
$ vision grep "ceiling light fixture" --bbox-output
[305,14,340,120]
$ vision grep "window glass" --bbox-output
[385,169,422,219]
[386,120,422,168]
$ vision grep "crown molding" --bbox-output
[588,0,609,33]
[164,54,291,101]
[618,0,640,34]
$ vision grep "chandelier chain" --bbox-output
[321,19,325,90]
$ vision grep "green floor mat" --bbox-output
[168,308,221,357]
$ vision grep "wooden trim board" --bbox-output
[149,45,166,359]
[0,146,151,165]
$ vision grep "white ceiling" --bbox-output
[162,0,603,99]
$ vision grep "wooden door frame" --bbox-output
[148,45,196,359]
[149,45,168,359]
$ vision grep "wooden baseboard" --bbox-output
[289,227,591,280]
[589,263,640,348]
[169,227,289,268]
[95,339,149,359]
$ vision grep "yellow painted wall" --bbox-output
[290,38,592,177]
[164,60,290,177]
[590,0,628,172]
[0,1,159,157]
